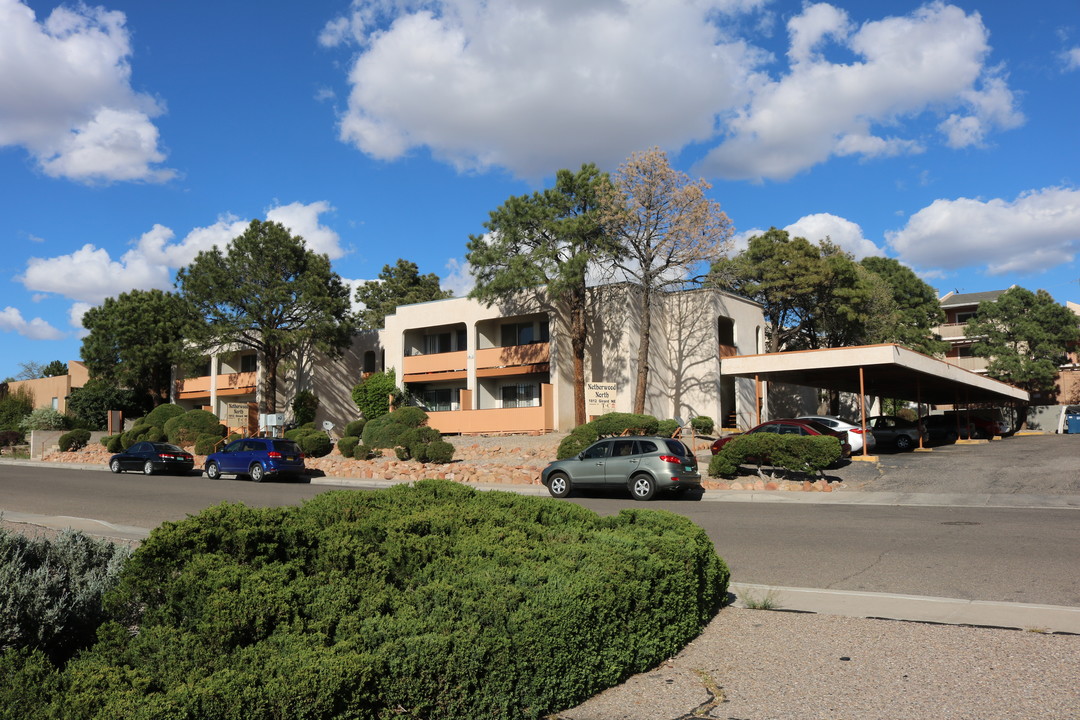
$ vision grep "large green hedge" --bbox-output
[1,481,727,719]
[708,433,842,478]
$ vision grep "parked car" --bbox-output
[796,415,876,453]
[866,415,923,451]
[940,411,1008,438]
[919,414,965,444]
[711,418,851,457]
[109,441,195,476]
[203,437,306,482]
[541,436,700,501]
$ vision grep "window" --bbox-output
[501,383,538,408]
[957,345,975,358]
[956,311,977,323]
[51,397,58,410]
[420,388,456,412]
[424,332,452,354]
[239,354,257,373]
[363,351,377,373]
[581,442,610,460]
[501,321,548,346]
[611,439,635,456]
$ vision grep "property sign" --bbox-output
[586,382,617,415]
[225,403,249,426]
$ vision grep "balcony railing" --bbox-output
[403,350,468,380]
[942,356,989,372]
[476,343,550,376]
[937,323,971,340]
[426,405,554,435]
[175,372,257,397]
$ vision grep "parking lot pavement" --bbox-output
[826,433,1080,495]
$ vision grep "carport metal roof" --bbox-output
[720,344,1029,407]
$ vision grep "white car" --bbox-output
[797,415,876,453]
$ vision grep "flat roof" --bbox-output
[720,344,1029,405]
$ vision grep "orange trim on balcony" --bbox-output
[174,371,257,397]
[426,385,555,434]
[403,370,468,383]
[403,350,467,377]
[475,363,549,378]
[476,343,550,369]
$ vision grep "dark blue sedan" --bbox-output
[203,437,306,482]
[109,441,195,475]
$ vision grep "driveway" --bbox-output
[826,434,1080,494]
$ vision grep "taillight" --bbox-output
[659,454,683,464]
[850,429,864,435]
[268,451,282,459]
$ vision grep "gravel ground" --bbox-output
[560,606,1080,720]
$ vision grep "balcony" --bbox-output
[476,343,550,377]
[942,356,989,372]
[175,372,257,399]
[426,384,555,434]
[402,350,468,382]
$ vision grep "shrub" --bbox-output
[105,435,123,454]
[337,436,359,458]
[194,434,225,456]
[143,403,186,429]
[292,390,319,427]
[0,430,23,447]
[19,408,67,432]
[557,424,599,459]
[591,412,658,437]
[0,527,131,665]
[57,429,91,452]
[163,410,225,447]
[352,443,377,460]
[344,419,366,438]
[0,386,34,434]
[690,416,715,435]
[120,423,151,449]
[13,483,726,718]
[656,419,679,437]
[66,382,149,431]
[708,433,842,479]
[351,369,401,420]
[299,433,333,458]
[423,440,455,464]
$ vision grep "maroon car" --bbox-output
[711,418,852,457]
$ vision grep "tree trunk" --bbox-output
[569,287,588,427]
[633,288,651,415]
[261,354,278,415]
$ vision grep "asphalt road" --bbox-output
[2,457,1078,607]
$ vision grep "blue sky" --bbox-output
[2,0,1079,381]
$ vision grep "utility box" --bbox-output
[1066,408,1080,434]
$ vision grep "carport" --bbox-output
[720,344,1030,458]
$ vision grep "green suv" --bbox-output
[541,436,701,501]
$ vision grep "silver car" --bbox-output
[541,436,701,501]
[797,415,876,453]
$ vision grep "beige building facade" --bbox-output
[4,360,89,414]
[171,284,767,435]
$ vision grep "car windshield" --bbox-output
[272,440,301,453]
[801,420,834,435]
[151,443,185,453]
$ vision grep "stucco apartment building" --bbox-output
[3,360,89,414]
[934,290,1080,406]
[171,284,767,435]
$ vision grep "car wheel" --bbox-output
[110,459,122,474]
[547,472,571,498]
[895,435,913,451]
[249,463,265,483]
[206,461,221,480]
[143,460,155,475]
[630,474,656,501]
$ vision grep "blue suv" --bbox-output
[204,437,306,482]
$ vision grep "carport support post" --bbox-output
[917,378,926,450]
[754,375,763,427]
[858,366,869,458]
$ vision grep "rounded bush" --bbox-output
[163,410,225,447]
[58,429,91,452]
[352,443,377,460]
[337,435,359,458]
[390,405,428,428]
[194,433,224,456]
[557,424,599,459]
[299,432,332,458]
[344,419,366,437]
[105,435,123,453]
[362,415,406,449]
[120,423,151,449]
[143,404,186,429]
[99,434,113,448]
[656,419,679,437]
[690,416,715,435]
[424,440,455,464]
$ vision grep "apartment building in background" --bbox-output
[3,360,89,414]
[171,284,767,435]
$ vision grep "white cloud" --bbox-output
[18,202,343,305]
[783,213,883,259]
[699,3,1023,180]
[69,302,93,339]
[886,187,1080,275]
[1063,47,1080,71]
[0,306,65,340]
[326,0,769,179]
[0,0,173,183]
[441,257,474,297]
